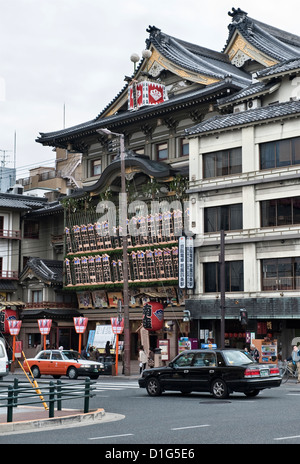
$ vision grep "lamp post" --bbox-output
[97,128,130,376]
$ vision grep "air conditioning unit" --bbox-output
[233,103,246,113]
[247,99,261,109]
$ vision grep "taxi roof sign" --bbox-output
[201,343,217,349]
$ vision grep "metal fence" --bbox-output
[0,377,96,423]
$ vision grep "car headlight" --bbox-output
[80,363,91,368]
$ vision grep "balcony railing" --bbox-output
[0,271,18,280]
[0,230,21,240]
[25,302,74,309]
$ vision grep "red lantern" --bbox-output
[143,302,164,331]
[38,319,52,335]
[73,317,88,334]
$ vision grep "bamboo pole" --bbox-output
[19,352,48,410]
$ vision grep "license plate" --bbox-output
[260,369,269,377]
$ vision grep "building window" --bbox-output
[32,290,42,303]
[203,147,242,178]
[204,261,244,293]
[28,333,41,348]
[261,197,300,227]
[92,159,102,176]
[180,139,189,157]
[157,143,168,161]
[24,220,39,239]
[0,216,3,233]
[262,258,300,291]
[260,136,300,170]
[204,204,242,232]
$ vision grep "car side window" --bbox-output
[203,352,216,366]
[192,352,216,367]
[38,352,50,360]
[51,352,62,360]
[174,353,194,367]
[193,353,206,366]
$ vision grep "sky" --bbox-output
[1,0,300,179]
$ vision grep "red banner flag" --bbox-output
[111,317,124,335]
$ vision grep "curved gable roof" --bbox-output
[224,8,300,64]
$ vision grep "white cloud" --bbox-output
[1,0,300,175]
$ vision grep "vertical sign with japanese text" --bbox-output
[178,236,186,289]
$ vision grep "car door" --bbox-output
[35,351,51,375]
[160,352,194,391]
[189,351,218,392]
[50,351,65,375]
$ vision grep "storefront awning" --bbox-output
[0,301,26,307]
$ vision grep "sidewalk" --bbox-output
[0,359,140,433]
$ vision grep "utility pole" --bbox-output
[219,230,226,349]
[97,128,130,376]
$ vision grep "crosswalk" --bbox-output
[94,381,139,392]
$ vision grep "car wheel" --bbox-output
[31,366,41,378]
[146,377,162,396]
[211,378,229,399]
[67,367,78,380]
[244,390,260,397]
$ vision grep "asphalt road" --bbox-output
[0,375,299,449]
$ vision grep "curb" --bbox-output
[0,408,110,433]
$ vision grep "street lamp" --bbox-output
[97,128,130,376]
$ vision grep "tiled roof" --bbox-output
[186,100,300,135]
[217,82,274,106]
[26,201,63,217]
[36,79,246,146]
[224,8,300,61]
[257,58,300,79]
[20,258,63,285]
[0,281,17,292]
[148,28,250,84]
[0,193,47,210]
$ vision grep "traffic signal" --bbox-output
[240,309,248,326]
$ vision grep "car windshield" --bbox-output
[62,351,82,360]
[222,350,254,366]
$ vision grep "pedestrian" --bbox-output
[138,345,147,374]
[250,344,260,362]
[105,340,111,357]
[148,349,155,368]
[89,346,97,361]
[81,345,88,359]
[291,345,300,383]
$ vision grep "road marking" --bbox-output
[171,425,210,431]
[89,433,134,441]
[274,434,300,441]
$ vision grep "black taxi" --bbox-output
[138,349,282,399]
